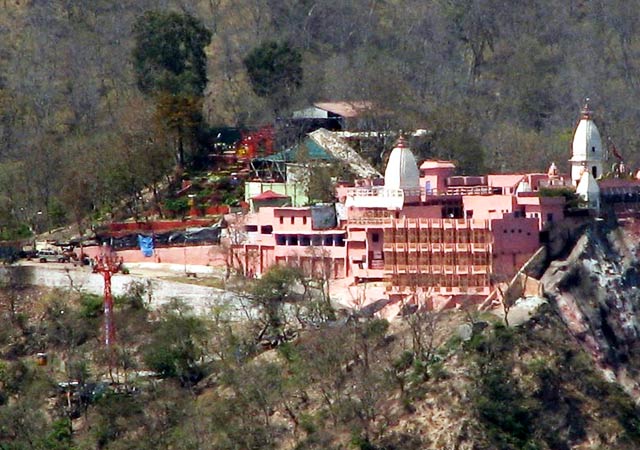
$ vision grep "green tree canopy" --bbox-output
[132,11,212,169]
[133,11,212,97]
[142,300,209,385]
[244,41,302,115]
[251,265,305,333]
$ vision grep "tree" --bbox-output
[413,104,488,175]
[304,165,337,204]
[244,41,303,115]
[441,0,497,84]
[220,213,249,280]
[132,11,211,97]
[154,92,205,169]
[250,264,305,338]
[113,94,176,218]
[142,300,209,386]
[406,309,441,363]
[60,169,95,258]
[132,11,212,168]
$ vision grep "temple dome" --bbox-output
[516,180,531,194]
[570,104,604,162]
[384,137,420,191]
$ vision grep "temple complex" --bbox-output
[84,102,640,311]
[233,102,637,309]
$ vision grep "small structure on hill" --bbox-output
[246,128,381,207]
[291,101,375,131]
[250,190,290,212]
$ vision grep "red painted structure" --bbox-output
[92,255,123,349]
[237,126,275,160]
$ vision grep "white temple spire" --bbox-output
[570,100,604,186]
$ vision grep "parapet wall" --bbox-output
[82,245,227,267]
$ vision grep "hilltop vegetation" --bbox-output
[2,1,640,235]
[1,270,639,449]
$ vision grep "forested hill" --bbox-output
[2,1,640,232]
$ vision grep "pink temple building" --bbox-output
[235,134,570,307]
[86,102,639,310]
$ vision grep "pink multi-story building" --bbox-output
[235,134,569,307]
[86,103,628,309]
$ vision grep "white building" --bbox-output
[346,137,421,210]
[570,102,605,186]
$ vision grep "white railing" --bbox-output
[346,185,499,198]
[345,187,403,197]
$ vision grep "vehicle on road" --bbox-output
[36,250,69,263]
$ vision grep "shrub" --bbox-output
[539,187,581,208]
[79,294,103,318]
[142,307,208,386]
[299,413,317,434]
[163,197,189,218]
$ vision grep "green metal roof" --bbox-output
[301,138,334,160]
[257,137,335,163]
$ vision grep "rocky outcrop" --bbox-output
[541,220,640,397]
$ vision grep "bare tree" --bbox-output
[220,214,249,280]
[406,308,441,363]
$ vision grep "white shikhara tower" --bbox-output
[570,101,605,186]
[384,137,420,193]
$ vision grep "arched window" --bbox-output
[592,166,598,178]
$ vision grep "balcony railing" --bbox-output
[346,185,500,200]
[471,243,491,252]
[348,216,393,225]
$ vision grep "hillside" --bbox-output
[1,219,640,448]
[3,2,640,448]
[3,1,640,236]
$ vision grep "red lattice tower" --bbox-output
[93,255,122,349]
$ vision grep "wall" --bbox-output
[106,219,215,233]
[490,217,540,276]
[401,205,443,219]
[463,195,516,220]
[82,245,226,267]
[237,243,347,279]
[272,207,314,232]
[382,218,492,297]
[517,194,565,228]
[419,165,455,193]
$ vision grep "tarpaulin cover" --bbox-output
[104,225,221,251]
[166,227,222,244]
[311,204,337,230]
[137,235,154,257]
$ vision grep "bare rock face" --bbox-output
[541,220,640,396]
